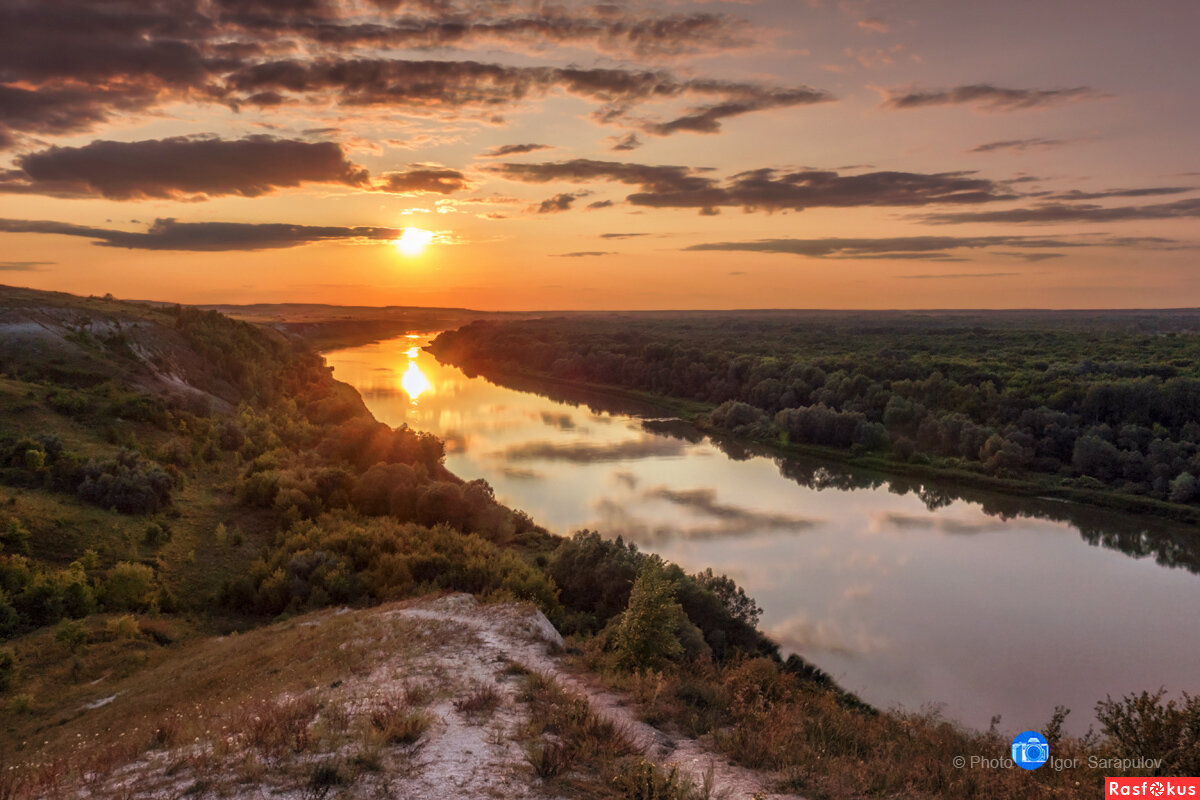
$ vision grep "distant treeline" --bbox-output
[429,313,1200,508]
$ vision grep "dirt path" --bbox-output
[395,594,804,800]
[66,595,803,799]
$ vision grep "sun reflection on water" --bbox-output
[400,360,432,402]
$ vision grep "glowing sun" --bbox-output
[394,227,434,256]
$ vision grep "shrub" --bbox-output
[101,562,157,611]
[77,451,172,514]
[1097,689,1200,774]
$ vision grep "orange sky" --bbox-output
[1,0,1198,309]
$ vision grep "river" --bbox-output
[324,333,1200,734]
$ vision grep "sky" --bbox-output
[0,0,1197,310]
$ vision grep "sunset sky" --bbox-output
[1,0,1197,309]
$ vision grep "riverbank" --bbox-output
[430,353,1200,526]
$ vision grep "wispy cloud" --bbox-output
[884,84,1100,111]
[0,217,402,251]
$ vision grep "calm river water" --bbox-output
[325,333,1200,733]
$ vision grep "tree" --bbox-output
[1169,472,1198,504]
[614,560,684,671]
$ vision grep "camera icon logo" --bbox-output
[1010,731,1050,770]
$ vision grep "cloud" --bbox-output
[765,612,885,657]
[0,2,813,148]
[587,200,615,209]
[1042,186,1195,201]
[480,143,553,158]
[923,197,1200,224]
[238,7,757,59]
[0,217,401,251]
[539,412,576,430]
[553,251,615,257]
[0,261,54,271]
[600,232,650,239]
[0,84,158,150]
[869,511,1013,534]
[884,84,1099,111]
[377,166,469,194]
[645,486,820,531]
[608,133,642,152]
[496,437,688,463]
[683,235,1086,260]
[533,192,587,213]
[857,17,889,33]
[499,466,543,480]
[970,137,1089,153]
[898,272,1020,280]
[486,159,1008,214]
[0,136,368,200]
[227,59,831,137]
[590,494,820,546]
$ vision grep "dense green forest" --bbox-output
[429,311,1200,515]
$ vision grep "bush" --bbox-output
[101,562,157,611]
[77,451,172,514]
[1097,689,1200,774]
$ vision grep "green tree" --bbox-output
[614,560,684,671]
[101,562,157,611]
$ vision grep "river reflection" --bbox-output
[325,334,1200,734]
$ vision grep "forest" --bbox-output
[429,311,1200,515]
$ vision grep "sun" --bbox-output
[394,227,434,256]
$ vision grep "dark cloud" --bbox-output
[0,217,400,251]
[600,232,650,239]
[533,192,586,214]
[226,59,830,136]
[0,136,368,200]
[587,200,614,209]
[971,137,1088,153]
[640,86,829,135]
[539,412,575,430]
[480,143,553,158]
[0,261,54,271]
[377,166,469,194]
[0,84,158,150]
[553,251,615,257]
[885,84,1098,111]
[291,10,755,58]
[0,1,810,148]
[497,438,687,463]
[487,159,1009,214]
[609,133,642,151]
[924,197,1200,224]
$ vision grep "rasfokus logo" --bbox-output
[1106,778,1200,797]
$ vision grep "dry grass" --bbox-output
[368,694,433,751]
[591,656,1136,800]
[453,680,503,719]
[0,604,436,798]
